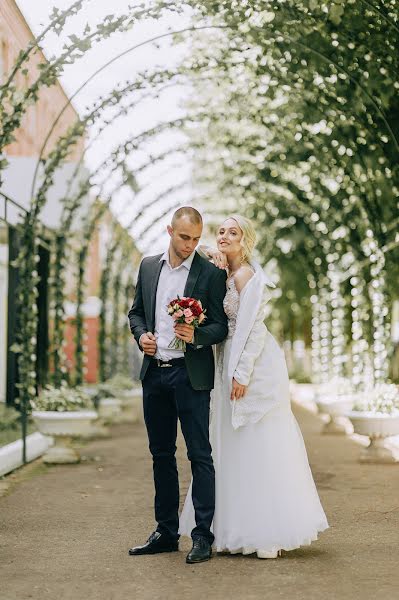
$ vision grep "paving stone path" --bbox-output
[1,403,399,600]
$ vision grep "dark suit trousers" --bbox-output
[142,362,215,544]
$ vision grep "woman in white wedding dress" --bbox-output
[179,214,328,558]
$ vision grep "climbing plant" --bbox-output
[3,0,398,410]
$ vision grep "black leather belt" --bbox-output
[150,357,186,368]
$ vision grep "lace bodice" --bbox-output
[223,277,240,337]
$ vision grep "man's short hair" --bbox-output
[171,206,203,227]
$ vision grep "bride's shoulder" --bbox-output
[233,265,254,293]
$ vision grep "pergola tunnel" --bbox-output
[0,0,398,456]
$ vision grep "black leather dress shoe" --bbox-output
[186,537,212,564]
[128,531,179,555]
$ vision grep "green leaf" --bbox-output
[9,343,22,354]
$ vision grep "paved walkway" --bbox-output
[1,403,399,600]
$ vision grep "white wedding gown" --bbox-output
[179,272,329,556]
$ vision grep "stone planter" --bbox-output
[98,397,123,423]
[84,397,123,438]
[346,411,399,463]
[32,410,98,464]
[290,382,318,413]
[117,388,143,423]
[316,395,354,434]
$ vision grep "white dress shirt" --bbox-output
[151,249,195,360]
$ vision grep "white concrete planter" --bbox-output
[84,397,123,437]
[117,388,143,423]
[290,382,318,414]
[32,410,98,464]
[313,382,338,399]
[82,418,110,439]
[316,395,354,434]
[117,388,138,401]
[347,411,399,463]
[0,432,53,477]
[98,397,122,422]
[291,383,316,399]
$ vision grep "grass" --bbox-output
[0,422,37,447]
[0,460,50,498]
[0,404,37,448]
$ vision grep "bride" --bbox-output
[179,214,329,558]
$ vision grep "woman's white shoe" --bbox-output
[256,549,282,559]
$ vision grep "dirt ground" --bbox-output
[1,403,399,600]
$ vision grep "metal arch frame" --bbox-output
[1,1,395,233]
[49,107,226,254]
[42,58,393,222]
[57,72,213,232]
[190,110,396,245]
[3,3,396,285]
[52,114,207,252]
[29,18,399,204]
[29,24,232,199]
[189,153,381,267]
[0,0,89,99]
[0,191,28,224]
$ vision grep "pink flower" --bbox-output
[183,308,193,318]
[174,309,184,318]
[185,316,195,324]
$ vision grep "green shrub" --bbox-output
[0,404,21,431]
[31,385,92,412]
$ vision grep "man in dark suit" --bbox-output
[128,207,228,564]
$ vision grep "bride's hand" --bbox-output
[200,246,228,270]
[231,378,247,401]
[209,249,228,270]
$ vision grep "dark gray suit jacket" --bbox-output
[128,251,228,390]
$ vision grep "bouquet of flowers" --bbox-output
[167,295,206,351]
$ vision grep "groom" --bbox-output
[128,207,228,564]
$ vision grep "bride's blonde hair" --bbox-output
[226,214,257,262]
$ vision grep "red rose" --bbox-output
[191,303,201,317]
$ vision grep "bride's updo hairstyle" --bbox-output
[227,214,257,263]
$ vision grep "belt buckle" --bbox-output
[158,359,172,368]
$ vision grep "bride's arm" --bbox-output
[197,245,227,269]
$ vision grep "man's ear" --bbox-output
[167,225,173,237]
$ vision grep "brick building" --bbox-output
[63,207,142,383]
[0,0,84,160]
[0,0,88,403]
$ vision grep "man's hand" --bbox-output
[231,378,247,401]
[140,332,157,356]
[174,323,194,344]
